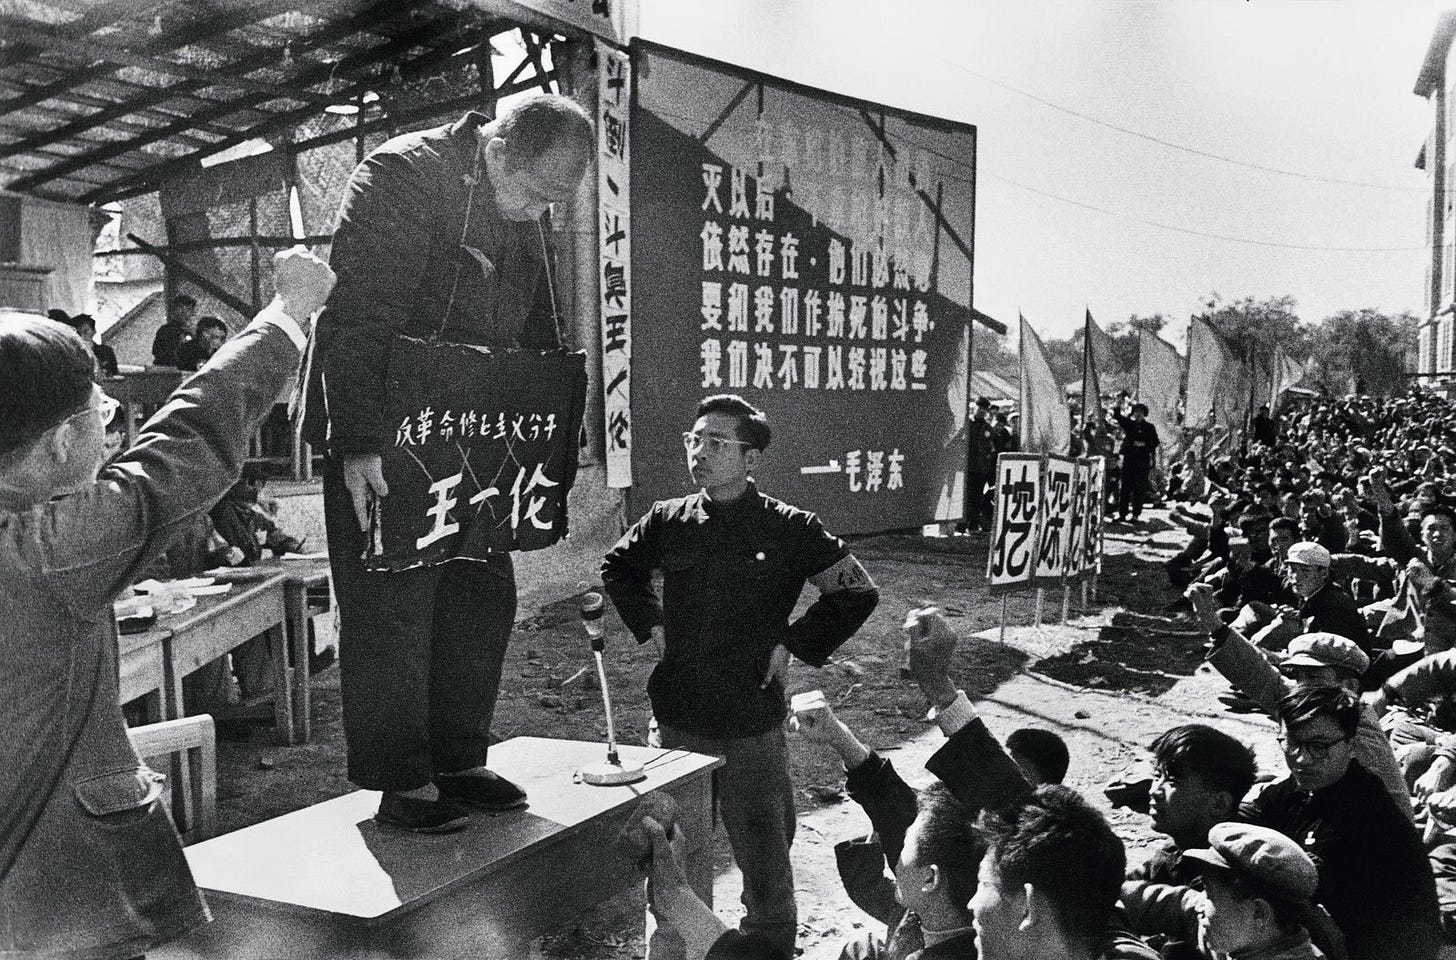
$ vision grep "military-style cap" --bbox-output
[1280,632,1369,676]
[1284,542,1330,568]
[1184,822,1319,901]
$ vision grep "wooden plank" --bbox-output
[180,739,719,919]
[160,740,720,959]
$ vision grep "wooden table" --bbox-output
[158,574,292,744]
[206,557,331,742]
[155,738,723,960]
[119,623,169,724]
[104,368,185,447]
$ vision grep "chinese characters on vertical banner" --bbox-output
[988,454,1043,594]
[1035,455,1077,586]
[988,453,1105,594]
[596,39,633,488]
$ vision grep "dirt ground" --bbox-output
[211,509,1293,959]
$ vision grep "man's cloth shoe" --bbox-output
[434,769,528,811]
[375,792,470,833]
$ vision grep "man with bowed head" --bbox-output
[0,248,335,960]
[298,94,593,833]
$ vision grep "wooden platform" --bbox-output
[155,737,722,959]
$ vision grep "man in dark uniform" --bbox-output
[1114,399,1160,522]
[298,95,592,833]
[602,394,879,958]
[1251,403,1277,446]
[961,396,997,532]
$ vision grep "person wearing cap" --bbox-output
[960,396,996,534]
[1250,542,1373,658]
[1336,473,1456,662]
[1113,395,1160,523]
[1122,822,1345,960]
[1189,583,1412,814]
[0,248,335,960]
[1241,686,1441,960]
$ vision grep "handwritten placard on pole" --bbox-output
[368,337,587,572]
[1066,458,1091,580]
[987,453,1042,594]
[1034,454,1077,586]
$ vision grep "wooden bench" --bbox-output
[154,738,722,960]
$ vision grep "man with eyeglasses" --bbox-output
[1241,685,1441,960]
[0,248,335,960]
[602,393,880,959]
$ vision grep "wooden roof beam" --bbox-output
[0,0,440,158]
[1,18,335,105]
[0,0,328,119]
[51,20,491,202]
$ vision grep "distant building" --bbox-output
[1415,10,1456,381]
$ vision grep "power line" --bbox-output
[940,57,1427,194]
[984,169,1427,252]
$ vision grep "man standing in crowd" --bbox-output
[1,248,335,960]
[1113,395,1159,523]
[298,94,593,833]
[151,291,196,366]
[602,394,880,959]
[1252,403,1277,446]
[961,396,996,533]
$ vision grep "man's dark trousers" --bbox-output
[323,459,517,791]
[1118,461,1151,520]
[965,471,993,530]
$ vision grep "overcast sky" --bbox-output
[638,0,1445,347]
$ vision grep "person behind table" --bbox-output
[175,315,229,372]
[0,249,334,960]
[50,309,118,378]
[971,785,1158,960]
[602,393,880,958]
[152,291,197,366]
[297,94,593,834]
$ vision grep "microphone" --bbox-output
[576,588,645,787]
[581,591,605,649]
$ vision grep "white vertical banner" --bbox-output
[1085,456,1106,575]
[1066,458,1091,581]
[597,40,633,487]
[987,453,1043,594]
[1034,454,1077,586]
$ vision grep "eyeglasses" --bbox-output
[66,394,119,429]
[1277,734,1350,759]
[682,431,752,455]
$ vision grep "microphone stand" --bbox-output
[578,594,646,786]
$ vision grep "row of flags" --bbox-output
[1019,310,1312,456]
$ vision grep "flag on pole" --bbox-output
[1186,319,1251,432]
[1137,329,1183,465]
[1081,309,1112,440]
[1020,313,1071,455]
[1271,349,1304,410]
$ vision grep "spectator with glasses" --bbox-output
[602,393,879,959]
[1241,685,1441,960]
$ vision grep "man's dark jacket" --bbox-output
[1241,759,1441,960]
[299,110,559,455]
